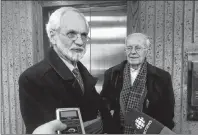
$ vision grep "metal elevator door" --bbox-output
[80,5,127,93]
[43,3,127,93]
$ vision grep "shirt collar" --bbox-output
[130,66,141,72]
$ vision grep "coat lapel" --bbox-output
[46,47,98,98]
[111,60,127,97]
[45,48,81,97]
[146,63,162,106]
[46,47,74,80]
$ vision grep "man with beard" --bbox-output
[100,33,175,133]
[18,7,113,134]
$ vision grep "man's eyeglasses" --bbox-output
[125,46,146,53]
[60,30,90,42]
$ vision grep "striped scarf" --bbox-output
[120,60,148,134]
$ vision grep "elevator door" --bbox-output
[81,6,127,93]
[43,4,127,93]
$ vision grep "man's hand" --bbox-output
[32,120,67,134]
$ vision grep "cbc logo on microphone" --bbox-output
[135,117,153,133]
[135,117,145,129]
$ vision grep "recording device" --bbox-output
[125,108,175,134]
[56,108,85,134]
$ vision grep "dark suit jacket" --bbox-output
[19,48,113,134]
[100,60,175,133]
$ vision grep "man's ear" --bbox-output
[145,49,149,56]
[50,30,57,45]
[124,47,127,54]
[145,39,150,57]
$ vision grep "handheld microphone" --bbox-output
[125,109,175,134]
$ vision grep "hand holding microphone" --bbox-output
[125,109,175,134]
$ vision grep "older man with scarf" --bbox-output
[100,33,175,134]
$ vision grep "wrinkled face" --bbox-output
[53,11,89,62]
[125,35,148,66]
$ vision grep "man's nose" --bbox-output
[75,35,84,46]
[131,48,136,54]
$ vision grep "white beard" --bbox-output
[53,41,87,62]
[65,47,86,62]
[56,46,86,62]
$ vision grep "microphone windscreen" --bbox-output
[125,109,164,134]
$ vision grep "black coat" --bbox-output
[19,48,113,134]
[100,60,175,133]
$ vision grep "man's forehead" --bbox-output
[60,11,89,32]
[126,36,145,44]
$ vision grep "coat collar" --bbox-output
[46,47,74,80]
[46,47,98,88]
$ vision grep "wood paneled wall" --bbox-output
[1,1,44,134]
[127,1,198,134]
[1,0,198,134]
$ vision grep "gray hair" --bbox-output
[46,7,89,45]
[125,33,151,48]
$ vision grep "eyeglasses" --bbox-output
[125,46,146,53]
[60,30,90,42]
